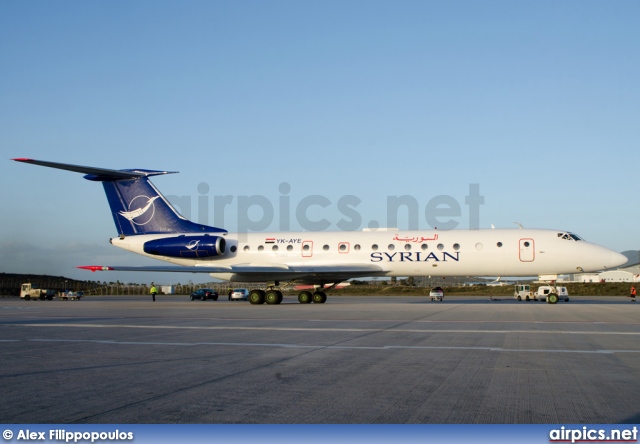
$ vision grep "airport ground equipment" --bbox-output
[514,284,535,301]
[20,283,56,301]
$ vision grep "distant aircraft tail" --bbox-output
[12,158,226,236]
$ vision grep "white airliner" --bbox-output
[13,158,627,305]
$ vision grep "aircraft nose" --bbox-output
[607,251,628,269]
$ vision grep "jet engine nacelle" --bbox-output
[143,235,226,259]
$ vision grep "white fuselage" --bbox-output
[110,228,626,282]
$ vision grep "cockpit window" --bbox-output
[557,232,583,241]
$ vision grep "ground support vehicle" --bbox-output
[20,283,55,301]
[59,291,83,301]
[429,287,444,301]
[514,284,535,301]
[535,286,569,303]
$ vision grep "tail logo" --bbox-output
[119,196,159,225]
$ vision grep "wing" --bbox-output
[78,263,386,284]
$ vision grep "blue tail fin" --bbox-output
[100,177,225,235]
[13,158,226,236]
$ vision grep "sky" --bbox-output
[1,0,638,284]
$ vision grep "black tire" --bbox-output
[525,296,530,301]
[212,295,218,301]
[312,291,327,303]
[547,294,559,304]
[265,290,280,305]
[201,295,206,301]
[276,290,283,304]
[517,296,521,301]
[249,290,265,305]
[190,295,194,301]
[298,291,312,304]
[24,295,30,301]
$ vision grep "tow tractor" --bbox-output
[514,284,535,301]
[20,283,56,301]
[514,283,568,304]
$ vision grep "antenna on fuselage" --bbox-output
[513,222,523,229]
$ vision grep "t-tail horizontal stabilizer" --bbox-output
[12,158,226,236]
[12,158,178,180]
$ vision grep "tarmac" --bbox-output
[1,295,640,424]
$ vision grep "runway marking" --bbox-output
[17,323,640,335]
[26,338,640,354]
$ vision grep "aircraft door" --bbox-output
[519,238,535,262]
[302,240,313,257]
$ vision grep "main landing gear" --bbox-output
[247,289,328,305]
[296,290,327,304]
[248,289,283,305]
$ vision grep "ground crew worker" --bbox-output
[150,284,158,302]
[631,285,636,302]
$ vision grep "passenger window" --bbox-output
[303,244,310,251]
[497,242,503,247]
[354,244,361,251]
[272,245,278,251]
[243,245,250,252]
[258,245,264,251]
[421,244,428,250]
[453,243,460,250]
[372,244,378,251]
[323,245,329,251]
[287,245,293,251]
[230,245,237,253]
[404,244,411,251]
[437,244,444,251]
[388,244,395,251]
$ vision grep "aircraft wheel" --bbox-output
[547,294,559,304]
[249,290,265,305]
[265,290,281,305]
[312,291,327,303]
[276,290,283,304]
[298,291,312,304]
